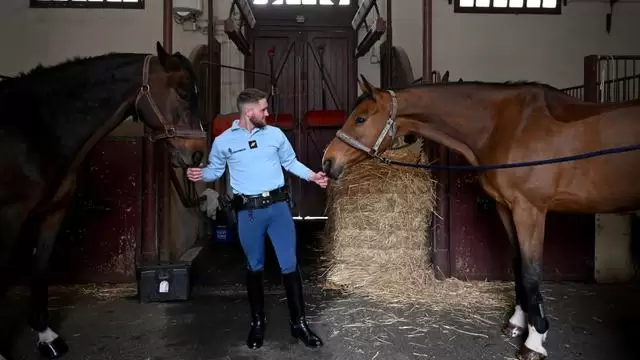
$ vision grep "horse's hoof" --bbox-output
[502,322,526,338]
[517,346,546,360]
[37,337,68,359]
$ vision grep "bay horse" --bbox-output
[0,41,207,359]
[322,75,640,360]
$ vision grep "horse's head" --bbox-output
[136,41,207,168]
[322,74,409,180]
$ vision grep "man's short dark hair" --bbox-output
[237,88,268,112]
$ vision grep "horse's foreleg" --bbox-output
[497,204,527,338]
[29,203,70,359]
[512,201,549,360]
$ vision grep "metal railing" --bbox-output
[562,55,640,103]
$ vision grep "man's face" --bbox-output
[246,98,269,128]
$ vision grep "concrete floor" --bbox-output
[2,281,640,360]
[2,221,640,360]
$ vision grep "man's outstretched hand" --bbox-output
[309,171,329,188]
[186,167,203,182]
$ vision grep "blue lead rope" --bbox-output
[377,143,640,171]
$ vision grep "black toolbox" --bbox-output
[136,262,191,303]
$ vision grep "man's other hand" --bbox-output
[309,171,329,188]
[187,167,203,182]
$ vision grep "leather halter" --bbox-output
[135,55,207,142]
[335,90,398,159]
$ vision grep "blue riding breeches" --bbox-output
[236,201,297,274]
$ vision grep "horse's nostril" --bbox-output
[192,151,203,165]
[322,159,331,173]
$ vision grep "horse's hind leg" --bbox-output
[497,204,527,338]
[512,200,549,360]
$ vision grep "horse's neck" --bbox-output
[398,86,497,155]
[42,55,145,161]
[2,54,148,178]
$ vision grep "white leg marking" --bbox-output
[523,324,548,356]
[509,305,527,328]
[38,327,59,344]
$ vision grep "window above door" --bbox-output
[253,0,351,5]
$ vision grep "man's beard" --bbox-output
[250,115,266,128]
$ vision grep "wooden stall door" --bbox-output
[50,137,142,284]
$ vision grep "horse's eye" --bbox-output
[355,117,366,124]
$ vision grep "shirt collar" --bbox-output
[231,119,266,134]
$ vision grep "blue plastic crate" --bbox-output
[213,224,236,243]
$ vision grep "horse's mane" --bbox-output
[354,79,565,108]
[0,53,147,127]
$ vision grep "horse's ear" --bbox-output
[358,74,373,95]
[156,41,172,70]
[442,71,449,83]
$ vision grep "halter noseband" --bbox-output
[335,90,398,159]
[135,54,207,142]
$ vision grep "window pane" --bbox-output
[526,0,541,7]
[509,0,524,7]
[459,0,474,6]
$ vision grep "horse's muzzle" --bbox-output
[322,158,343,180]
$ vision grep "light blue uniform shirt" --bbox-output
[202,120,313,196]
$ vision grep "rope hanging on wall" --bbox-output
[606,0,619,34]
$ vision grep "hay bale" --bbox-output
[322,144,511,313]
[322,146,436,300]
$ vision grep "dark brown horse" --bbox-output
[322,75,640,360]
[0,42,207,359]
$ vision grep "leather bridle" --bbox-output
[335,90,398,160]
[135,55,207,142]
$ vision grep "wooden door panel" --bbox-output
[300,31,354,217]
[250,32,299,119]
[304,31,353,112]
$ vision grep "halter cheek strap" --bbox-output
[335,90,398,158]
[135,54,207,142]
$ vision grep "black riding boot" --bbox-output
[246,270,266,349]
[282,268,323,348]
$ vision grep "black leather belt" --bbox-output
[232,186,289,211]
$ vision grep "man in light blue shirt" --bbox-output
[187,88,327,350]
